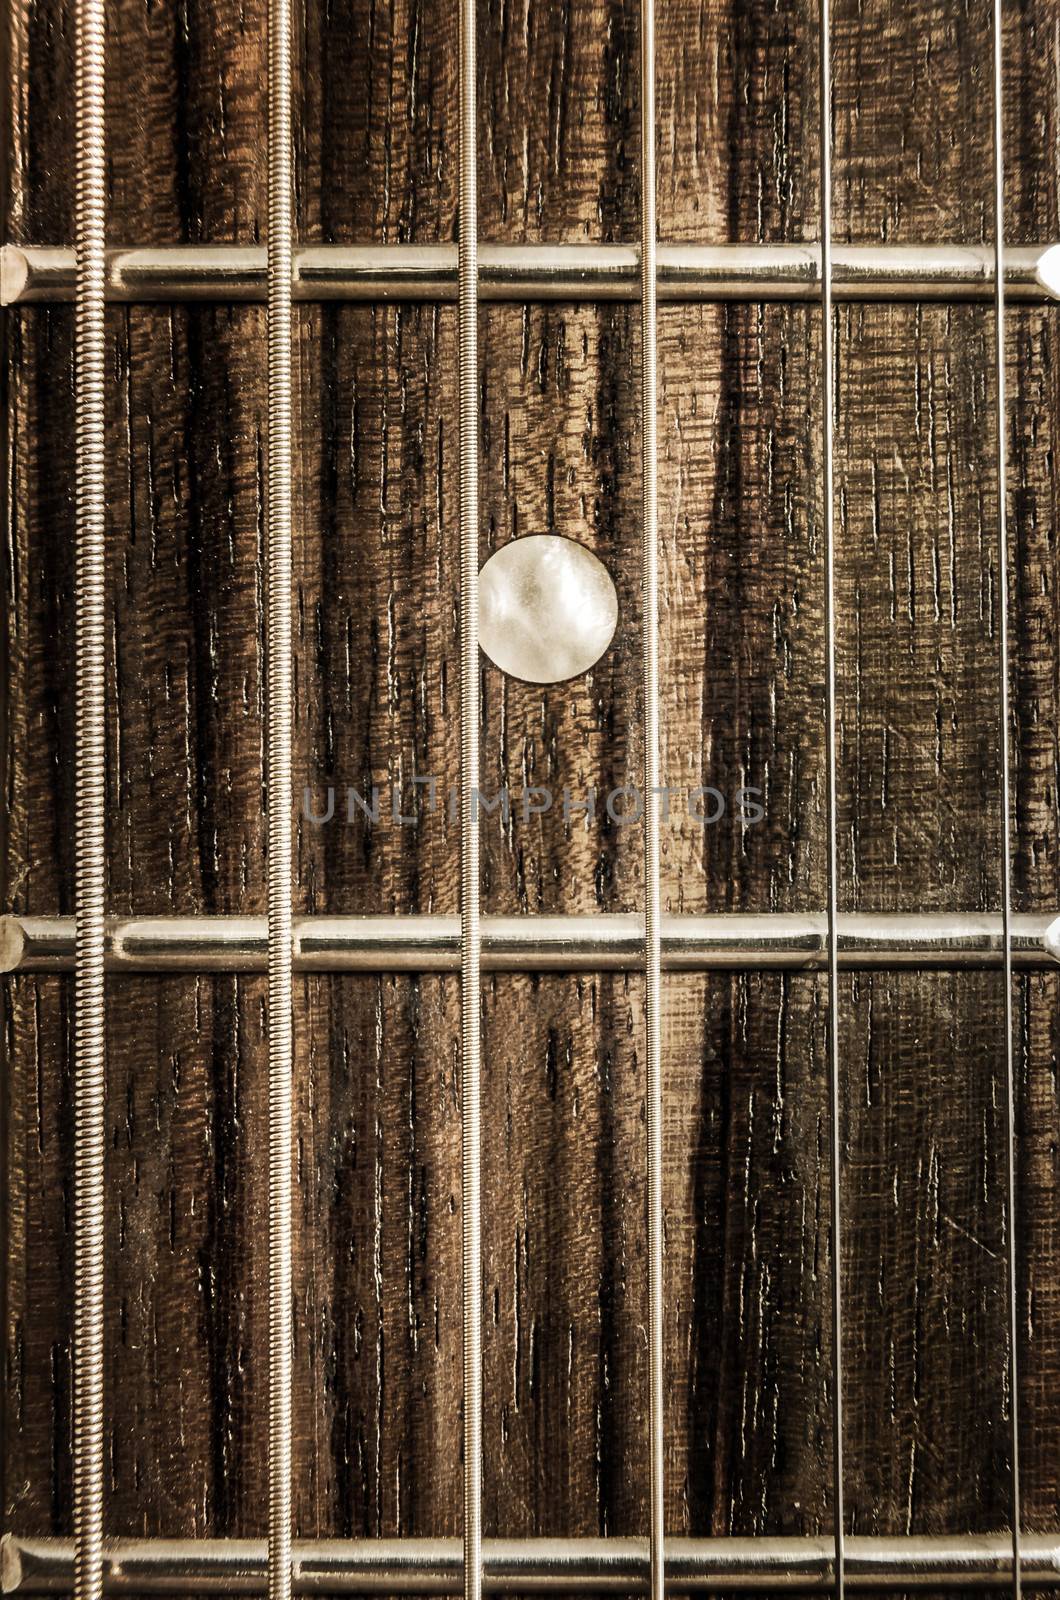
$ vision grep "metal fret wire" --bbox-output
[639,5,664,1600]
[5,242,1060,305]
[72,0,107,1597]
[267,0,294,1589]
[7,912,1060,974]
[990,1,1023,1595]
[9,1531,1060,1593]
[457,0,483,1595]
[818,2,846,1595]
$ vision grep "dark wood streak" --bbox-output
[4,3,1060,1597]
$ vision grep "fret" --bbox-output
[3,243,1060,305]
[7,914,1060,972]
[71,2,107,1600]
[6,1533,1060,1594]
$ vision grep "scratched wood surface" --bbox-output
[4,0,1060,1589]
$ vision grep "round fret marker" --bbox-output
[478,535,618,684]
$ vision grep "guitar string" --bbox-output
[458,0,483,1596]
[266,0,294,1589]
[989,1,1024,1595]
[818,2,847,1596]
[72,0,107,1597]
[639,4,665,1599]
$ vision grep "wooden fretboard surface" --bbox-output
[4,0,1060,1572]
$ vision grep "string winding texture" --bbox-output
[73,0,107,1596]
[267,0,294,1592]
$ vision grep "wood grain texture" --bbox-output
[5,0,1060,1589]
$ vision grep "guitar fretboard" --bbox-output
[4,2,1060,1598]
